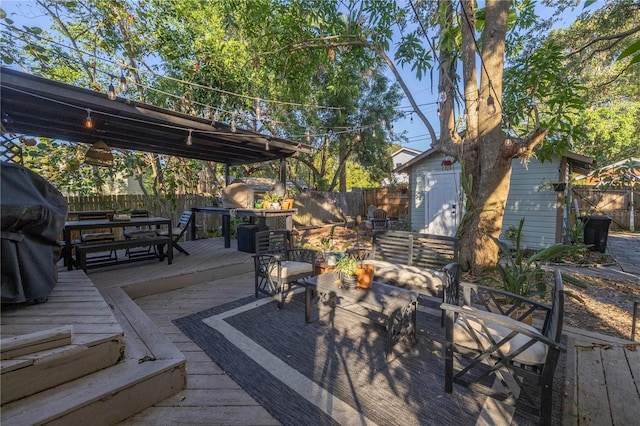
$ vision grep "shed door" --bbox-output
[423,171,460,236]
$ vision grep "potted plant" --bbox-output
[263,192,282,209]
[335,255,358,290]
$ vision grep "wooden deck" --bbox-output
[2,237,639,425]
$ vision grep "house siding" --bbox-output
[503,159,561,249]
[407,152,561,248]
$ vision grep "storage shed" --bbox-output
[394,148,595,248]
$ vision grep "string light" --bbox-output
[438,84,447,103]
[230,112,236,132]
[265,140,270,151]
[410,113,414,124]
[186,129,193,145]
[306,128,311,143]
[486,95,497,115]
[372,128,376,137]
[85,108,93,128]
[437,108,441,117]
[119,71,127,92]
[108,83,116,100]
[355,133,361,142]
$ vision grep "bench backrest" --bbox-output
[371,231,459,269]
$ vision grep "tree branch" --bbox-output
[566,24,640,57]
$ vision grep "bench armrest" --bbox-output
[460,282,552,322]
[440,303,566,352]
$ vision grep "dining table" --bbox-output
[63,216,173,271]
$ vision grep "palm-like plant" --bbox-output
[481,218,586,299]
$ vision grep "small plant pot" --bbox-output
[355,264,375,288]
[340,274,358,290]
[281,199,294,209]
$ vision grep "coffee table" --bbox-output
[303,272,418,362]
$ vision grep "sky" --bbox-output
[1,0,602,153]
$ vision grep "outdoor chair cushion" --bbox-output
[157,227,183,237]
[363,259,444,296]
[453,306,548,365]
[268,261,314,280]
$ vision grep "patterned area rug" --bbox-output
[174,292,563,425]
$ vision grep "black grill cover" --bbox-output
[1,162,68,304]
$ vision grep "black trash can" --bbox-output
[237,224,260,253]
[579,215,612,253]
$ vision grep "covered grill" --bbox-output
[1,162,68,304]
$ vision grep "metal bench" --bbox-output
[75,236,172,272]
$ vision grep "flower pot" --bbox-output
[340,274,358,290]
[263,201,270,209]
[356,264,375,288]
[281,199,294,209]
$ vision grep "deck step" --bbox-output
[1,357,185,426]
[0,330,123,405]
[1,273,186,425]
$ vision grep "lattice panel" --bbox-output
[0,136,23,165]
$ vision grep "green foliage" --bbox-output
[481,218,587,299]
[335,255,357,276]
[573,101,640,164]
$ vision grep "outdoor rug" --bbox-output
[174,291,565,425]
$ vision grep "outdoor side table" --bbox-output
[303,272,418,362]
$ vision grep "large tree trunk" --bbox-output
[457,0,511,275]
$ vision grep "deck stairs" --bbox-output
[1,270,186,425]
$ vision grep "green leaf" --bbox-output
[617,38,640,61]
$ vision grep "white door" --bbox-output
[423,171,460,236]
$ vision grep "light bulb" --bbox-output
[372,128,376,138]
[108,83,116,100]
[119,73,127,92]
[256,103,261,121]
[186,129,193,146]
[85,109,93,128]
[410,113,413,124]
[265,141,270,151]
[306,128,311,143]
[487,95,497,115]
[355,133,361,142]
[437,108,441,117]
[231,115,236,132]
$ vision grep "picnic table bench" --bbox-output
[304,272,418,362]
[74,236,172,272]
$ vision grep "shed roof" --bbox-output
[0,68,312,165]
[394,147,596,175]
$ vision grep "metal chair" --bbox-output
[253,230,316,309]
[78,211,117,263]
[156,211,192,255]
[124,209,157,258]
[441,269,566,426]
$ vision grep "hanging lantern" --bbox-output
[441,156,453,171]
[85,140,114,167]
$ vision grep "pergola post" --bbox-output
[279,156,287,186]
[225,163,230,185]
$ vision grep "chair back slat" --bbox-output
[255,230,292,255]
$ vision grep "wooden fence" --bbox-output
[573,186,639,232]
[64,189,410,235]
